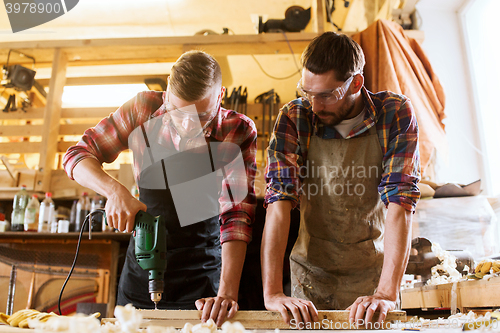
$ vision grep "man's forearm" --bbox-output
[261,200,293,297]
[218,240,247,300]
[376,203,412,300]
[72,158,129,198]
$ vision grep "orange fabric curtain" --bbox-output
[352,19,447,174]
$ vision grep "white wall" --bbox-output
[416,0,483,186]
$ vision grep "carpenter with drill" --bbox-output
[63,51,257,326]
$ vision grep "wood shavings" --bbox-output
[426,242,463,285]
[114,304,144,333]
[221,321,246,333]
[28,313,101,332]
[182,322,194,333]
[146,325,175,333]
[191,319,217,333]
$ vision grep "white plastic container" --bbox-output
[38,192,55,233]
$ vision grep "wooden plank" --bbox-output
[59,124,96,136]
[0,125,43,137]
[57,141,78,153]
[0,33,320,51]
[61,107,117,118]
[0,169,120,199]
[0,108,45,120]
[37,49,68,192]
[0,142,76,154]
[17,57,180,69]
[0,106,115,119]
[37,74,168,87]
[49,168,119,199]
[458,277,500,308]
[312,0,326,34]
[101,310,405,330]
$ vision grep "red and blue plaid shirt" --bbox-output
[63,91,257,243]
[264,87,421,212]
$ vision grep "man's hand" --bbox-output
[347,293,395,327]
[104,187,147,232]
[71,158,147,232]
[264,292,318,325]
[195,295,238,327]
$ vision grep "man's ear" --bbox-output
[351,74,364,94]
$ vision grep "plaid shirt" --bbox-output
[265,87,421,212]
[63,91,257,243]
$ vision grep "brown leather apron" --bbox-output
[290,125,385,309]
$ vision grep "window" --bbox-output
[462,0,500,195]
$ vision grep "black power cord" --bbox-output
[57,209,106,315]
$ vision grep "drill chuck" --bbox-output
[149,279,164,304]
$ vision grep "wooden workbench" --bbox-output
[401,276,500,313]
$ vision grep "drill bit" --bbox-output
[154,302,158,311]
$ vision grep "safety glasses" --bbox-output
[297,75,356,105]
[165,86,221,123]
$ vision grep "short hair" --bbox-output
[301,32,365,81]
[169,50,222,102]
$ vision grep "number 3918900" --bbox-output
[5,2,62,14]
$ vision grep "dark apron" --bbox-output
[117,118,221,309]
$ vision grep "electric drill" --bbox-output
[132,210,167,308]
[99,209,167,308]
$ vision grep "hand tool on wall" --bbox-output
[233,86,241,112]
[240,87,248,115]
[255,89,280,166]
[59,210,167,312]
[222,86,247,115]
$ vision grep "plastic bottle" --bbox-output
[50,209,59,233]
[75,192,91,232]
[69,200,78,232]
[90,194,105,232]
[11,185,29,231]
[38,192,55,233]
[24,194,40,232]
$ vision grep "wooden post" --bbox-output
[36,49,67,193]
[312,0,326,34]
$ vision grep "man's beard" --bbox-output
[315,95,356,127]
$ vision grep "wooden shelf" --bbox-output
[0,30,423,68]
[0,33,319,68]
